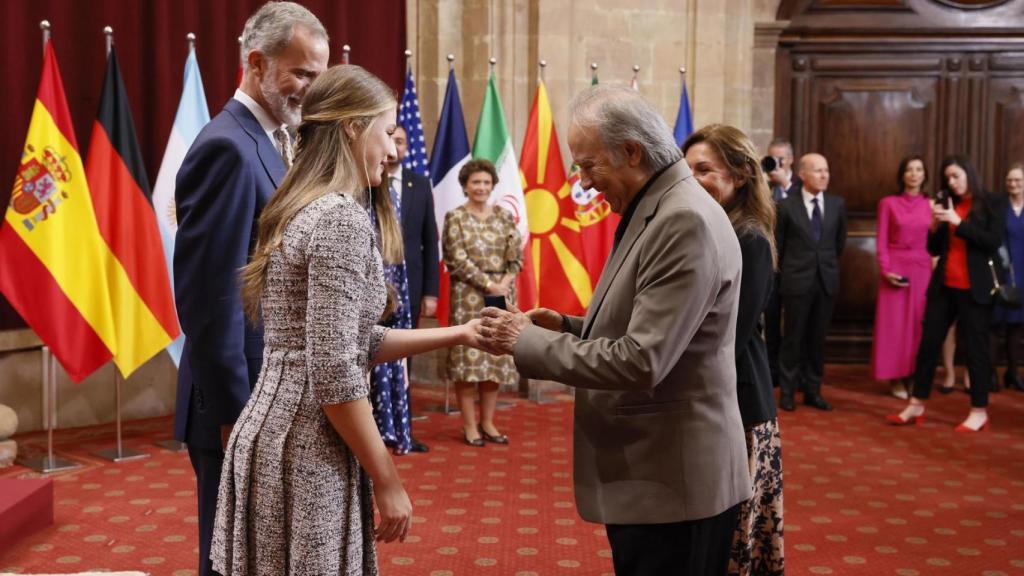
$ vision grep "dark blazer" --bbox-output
[399,168,439,324]
[927,195,1005,305]
[172,98,284,450]
[736,230,777,427]
[776,191,848,297]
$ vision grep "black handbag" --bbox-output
[989,247,1022,309]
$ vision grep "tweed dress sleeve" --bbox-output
[304,201,377,405]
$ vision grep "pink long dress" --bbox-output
[871,193,933,380]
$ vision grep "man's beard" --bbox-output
[260,65,302,127]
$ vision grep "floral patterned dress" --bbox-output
[442,204,522,386]
[367,186,414,454]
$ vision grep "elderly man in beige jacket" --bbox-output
[481,85,751,575]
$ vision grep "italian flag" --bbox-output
[472,72,536,310]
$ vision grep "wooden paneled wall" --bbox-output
[775,0,1024,361]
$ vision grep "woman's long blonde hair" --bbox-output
[241,65,396,322]
[682,124,778,268]
[370,181,405,265]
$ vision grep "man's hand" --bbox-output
[420,296,438,318]
[527,307,563,332]
[480,304,531,355]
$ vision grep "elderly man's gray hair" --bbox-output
[569,85,682,172]
[241,2,328,72]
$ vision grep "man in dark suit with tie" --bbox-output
[172,4,328,574]
[389,125,439,326]
[386,125,438,453]
[776,153,847,412]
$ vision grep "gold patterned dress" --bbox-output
[443,204,522,386]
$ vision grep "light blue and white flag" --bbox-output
[151,46,210,366]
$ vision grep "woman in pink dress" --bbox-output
[872,156,932,398]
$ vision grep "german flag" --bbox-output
[0,41,117,382]
[85,46,179,377]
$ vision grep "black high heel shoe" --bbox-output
[463,428,485,447]
[480,427,509,445]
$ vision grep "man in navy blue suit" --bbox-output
[172,3,328,574]
[387,125,439,453]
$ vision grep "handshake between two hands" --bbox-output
[466,303,564,356]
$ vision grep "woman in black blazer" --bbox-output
[888,155,1004,432]
[684,125,784,576]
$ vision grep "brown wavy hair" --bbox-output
[240,65,397,322]
[682,124,778,268]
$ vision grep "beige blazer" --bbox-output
[513,160,752,525]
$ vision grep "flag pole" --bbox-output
[342,44,351,64]
[91,26,150,464]
[238,35,243,68]
[404,48,412,72]
[447,53,455,71]
[539,59,546,82]
[590,61,598,84]
[16,21,82,475]
[40,20,50,54]
[153,33,198,454]
[441,50,456,416]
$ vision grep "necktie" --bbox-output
[811,197,823,243]
[273,127,293,169]
[389,176,402,218]
[773,185,786,202]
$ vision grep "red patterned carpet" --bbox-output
[1,364,1023,575]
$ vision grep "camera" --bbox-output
[934,187,952,209]
[761,155,784,173]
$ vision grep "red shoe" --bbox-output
[954,418,989,433]
[886,412,925,426]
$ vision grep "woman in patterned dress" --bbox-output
[366,184,415,454]
[443,159,523,446]
[683,125,785,576]
[211,65,483,576]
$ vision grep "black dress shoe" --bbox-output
[480,428,509,445]
[409,439,429,453]
[804,394,833,411]
[778,394,796,412]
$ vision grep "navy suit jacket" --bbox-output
[399,168,439,324]
[775,192,848,297]
[172,98,285,450]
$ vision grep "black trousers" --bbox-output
[188,444,225,576]
[912,286,992,408]
[779,282,835,398]
[606,503,742,576]
[1004,323,1021,378]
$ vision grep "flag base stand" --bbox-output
[16,346,82,474]
[94,447,149,462]
[155,440,188,452]
[94,373,150,463]
[18,455,81,474]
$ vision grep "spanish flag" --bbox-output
[85,46,179,377]
[520,81,593,315]
[0,41,116,382]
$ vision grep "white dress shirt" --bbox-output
[801,188,825,220]
[233,89,285,146]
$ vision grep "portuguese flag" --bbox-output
[0,41,118,382]
[85,46,179,377]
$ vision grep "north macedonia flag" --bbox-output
[519,82,593,315]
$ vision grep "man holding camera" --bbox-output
[763,139,801,388]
